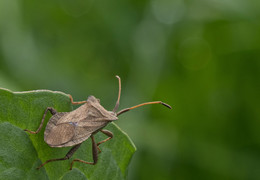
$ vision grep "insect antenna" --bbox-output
[113,75,121,112]
[116,101,172,116]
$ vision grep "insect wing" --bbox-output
[45,123,75,146]
[45,100,117,147]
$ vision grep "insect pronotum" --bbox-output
[24,75,171,170]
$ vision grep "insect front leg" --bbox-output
[37,143,82,169]
[24,107,57,134]
[68,94,87,105]
[97,129,114,153]
[70,135,98,170]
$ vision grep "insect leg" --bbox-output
[97,130,113,153]
[68,94,87,105]
[37,143,82,170]
[70,135,98,170]
[24,107,57,134]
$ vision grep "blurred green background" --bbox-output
[0,0,260,179]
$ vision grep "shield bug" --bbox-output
[24,76,171,170]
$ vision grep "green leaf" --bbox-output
[0,88,136,180]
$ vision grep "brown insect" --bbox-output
[24,76,171,170]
